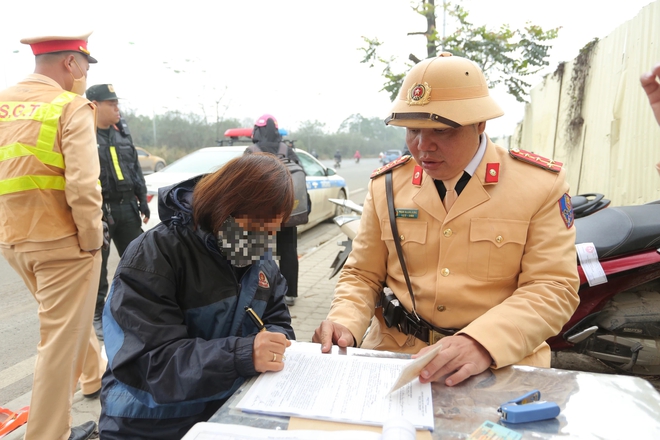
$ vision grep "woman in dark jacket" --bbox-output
[99,153,296,440]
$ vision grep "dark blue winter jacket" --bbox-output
[99,175,295,440]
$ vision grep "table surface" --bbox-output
[208,345,660,439]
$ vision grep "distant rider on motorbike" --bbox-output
[334,150,342,168]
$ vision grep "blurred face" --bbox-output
[235,214,284,234]
[95,100,121,129]
[218,214,284,267]
[405,122,486,181]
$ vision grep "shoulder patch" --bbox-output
[258,271,270,288]
[370,155,412,179]
[558,193,574,229]
[509,148,562,173]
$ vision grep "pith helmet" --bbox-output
[385,52,503,129]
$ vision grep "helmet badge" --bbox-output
[407,82,431,106]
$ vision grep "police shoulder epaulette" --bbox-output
[509,148,562,173]
[370,155,412,179]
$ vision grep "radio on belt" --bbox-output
[497,390,560,424]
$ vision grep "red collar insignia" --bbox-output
[485,163,499,183]
[411,165,423,186]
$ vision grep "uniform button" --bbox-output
[400,234,405,241]
[437,305,446,312]
[496,235,503,243]
[441,268,450,277]
[443,228,452,237]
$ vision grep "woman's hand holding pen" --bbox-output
[245,306,291,372]
[253,332,291,373]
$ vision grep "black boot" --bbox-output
[68,421,97,440]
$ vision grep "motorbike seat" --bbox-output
[575,204,660,260]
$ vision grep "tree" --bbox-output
[360,0,559,103]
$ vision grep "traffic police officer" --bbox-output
[314,53,580,387]
[0,32,104,440]
[85,84,149,340]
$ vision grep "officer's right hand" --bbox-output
[102,220,110,251]
[641,62,660,126]
[312,320,355,353]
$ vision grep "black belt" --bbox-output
[104,190,135,203]
[397,312,458,344]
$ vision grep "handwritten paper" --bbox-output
[236,343,434,431]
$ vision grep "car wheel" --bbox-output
[328,189,350,220]
[154,162,166,172]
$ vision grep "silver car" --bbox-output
[143,146,349,233]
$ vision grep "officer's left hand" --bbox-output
[138,199,150,224]
[414,334,493,387]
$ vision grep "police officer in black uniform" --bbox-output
[86,84,149,340]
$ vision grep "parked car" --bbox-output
[136,147,167,174]
[143,146,348,233]
[382,149,403,165]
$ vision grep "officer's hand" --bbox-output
[312,320,355,353]
[102,221,110,251]
[138,199,150,224]
[640,63,660,126]
[414,334,493,387]
[253,331,291,373]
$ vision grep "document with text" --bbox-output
[236,342,434,431]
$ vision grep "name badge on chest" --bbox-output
[395,208,419,219]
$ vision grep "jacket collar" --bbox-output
[412,137,499,223]
[23,73,65,91]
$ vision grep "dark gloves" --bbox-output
[138,195,151,220]
[102,220,110,251]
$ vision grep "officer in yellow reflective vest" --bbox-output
[0,33,105,440]
[86,84,149,341]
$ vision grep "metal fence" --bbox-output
[511,0,660,206]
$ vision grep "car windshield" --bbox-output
[161,149,243,174]
[386,150,401,156]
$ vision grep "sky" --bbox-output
[1,0,657,138]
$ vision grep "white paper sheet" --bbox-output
[575,242,607,286]
[182,422,382,440]
[388,343,442,394]
[236,343,434,431]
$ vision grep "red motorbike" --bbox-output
[550,195,660,376]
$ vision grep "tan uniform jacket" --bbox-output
[0,74,102,251]
[327,139,580,368]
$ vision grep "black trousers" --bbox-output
[276,226,298,298]
[96,198,143,317]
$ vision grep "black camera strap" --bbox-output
[385,172,420,321]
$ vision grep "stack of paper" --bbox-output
[235,342,434,431]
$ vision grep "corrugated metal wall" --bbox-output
[512,0,660,206]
